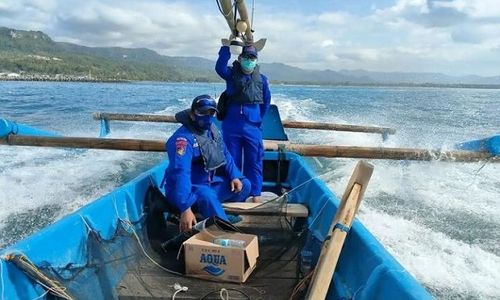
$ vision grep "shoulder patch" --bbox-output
[175,137,188,156]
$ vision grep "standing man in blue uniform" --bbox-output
[215,44,271,202]
[161,95,251,232]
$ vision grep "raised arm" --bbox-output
[215,46,233,80]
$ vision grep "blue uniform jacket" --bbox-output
[163,125,242,213]
[215,46,271,125]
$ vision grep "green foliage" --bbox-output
[0,27,219,82]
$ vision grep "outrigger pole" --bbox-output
[92,112,396,137]
[1,134,497,162]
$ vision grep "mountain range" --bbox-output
[1,27,499,86]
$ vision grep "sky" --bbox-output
[1,0,500,76]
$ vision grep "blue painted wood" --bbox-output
[455,135,500,155]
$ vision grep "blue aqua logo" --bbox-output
[200,253,227,276]
[203,265,225,276]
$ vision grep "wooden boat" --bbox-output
[1,106,497,299]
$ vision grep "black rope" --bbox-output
[276,143,285,187]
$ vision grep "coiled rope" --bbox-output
[1,253,73,300]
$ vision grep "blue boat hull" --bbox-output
[0,151,431,299]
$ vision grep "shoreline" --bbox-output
[1,77,499,89]
[0,77,129,83]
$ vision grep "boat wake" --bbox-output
[1,83,499,299]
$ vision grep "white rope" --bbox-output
[31,290,49,300]
[111,194,183,276]
[120,219,183,276]
[18,254,72,300]
[172,289,183,300]
[247,168,338,210]
[78,215,92,233]
[2,252,72,299]
[308,198,329,228]
[32,278,70,300]
[172,283,188,300]
[220,288,229,300]
[113,195,122,221]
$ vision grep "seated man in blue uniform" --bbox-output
[215,44,271,203]
[161,95,251,232]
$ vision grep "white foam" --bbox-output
[0,108,173,243]
[1,90,498,299]
[272,94,500,298]
[359,209,500,299]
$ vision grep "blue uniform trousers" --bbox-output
[171,177,251,221]
[222,121,264,197]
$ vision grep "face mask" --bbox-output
[194,114,214,130]
[240,58,257,72]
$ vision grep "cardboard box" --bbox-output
[181,230,259,283]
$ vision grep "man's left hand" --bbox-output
[230,178,243,193]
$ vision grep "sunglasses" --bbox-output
[194,109,216,116]
[241,55,257,61]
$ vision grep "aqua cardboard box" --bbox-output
[181,230,259,283]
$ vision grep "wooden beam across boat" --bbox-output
[93,112,395,135]
[1,135,497,162]
[223,202,309,217]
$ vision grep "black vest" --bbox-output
[230,61,264,105]
[175,110,226,171]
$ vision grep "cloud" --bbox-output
[374,0,468,28]
[317,12,354,26]
[49,1,225,56]
[0,0,499,76]
[321,40,334,48]
[451,26,485,44]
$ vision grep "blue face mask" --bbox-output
[194,114,214,130]
[240,58,257,72]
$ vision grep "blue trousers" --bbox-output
[222,121,264,197]
[188,177,251,221]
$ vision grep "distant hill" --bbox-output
[0,27,216,82]
[338,69,500,85]
[1,27,499,86]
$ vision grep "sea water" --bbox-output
[1,81,499,299]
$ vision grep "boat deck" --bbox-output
[117,214,305,299]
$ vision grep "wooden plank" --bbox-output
[305,161,374,300]
[306,184,361,300]
[223,203,308,217]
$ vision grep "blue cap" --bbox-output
[242,45,258,58]
[191,95,218,113]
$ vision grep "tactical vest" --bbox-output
[179,113,226,171]
[191,125,226,171]
[230,61,264,105]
